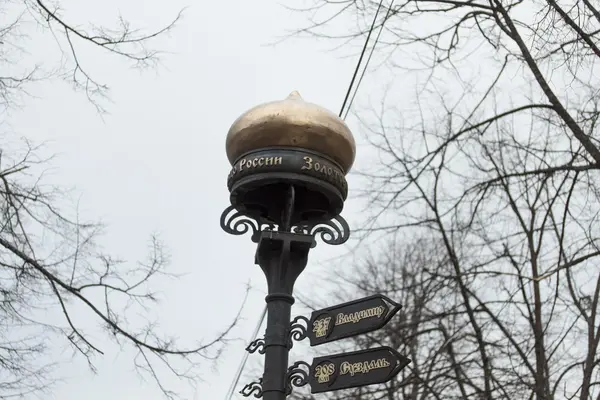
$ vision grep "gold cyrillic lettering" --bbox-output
[335,306,386,326]
[340,358,390,376]
[301,156,313,170]
[274,157,282,165]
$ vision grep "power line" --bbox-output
[338,0,386,118]
[224,304,267,400]
[342,0,395,120]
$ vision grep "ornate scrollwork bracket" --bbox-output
[293,214,350,246]
[221,204,351,247]
[287,315,309,349]
[240,378,263,398]
[220,205,275,243]
[245,337,266,354]
[285,361,311,395]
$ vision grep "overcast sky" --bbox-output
[5,0,386,399]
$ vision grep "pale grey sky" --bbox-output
[8,0,593,399]
[5,0,381,399]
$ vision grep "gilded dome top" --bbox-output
[225,91,356,173]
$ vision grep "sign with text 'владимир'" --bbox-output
[308,346,411,393]
[307,294,401,346]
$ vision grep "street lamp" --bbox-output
[220,91,355,400]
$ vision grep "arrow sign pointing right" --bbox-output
[307,294,402,346]
[307,346,411,393]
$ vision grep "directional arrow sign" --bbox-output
[307,294,401,346]
[307,346,411,393]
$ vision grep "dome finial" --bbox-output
[226,93,356,173]
[224,92,356,225]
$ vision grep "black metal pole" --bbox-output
[255,229,313,399]
[262,297,292,400]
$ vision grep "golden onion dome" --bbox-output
[225,91,356,173]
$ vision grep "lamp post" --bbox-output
[220,91,355,399]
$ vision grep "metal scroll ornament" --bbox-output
[240,378,263,398]
[221,205,350,246]
[287,316,309,349]
[220,205,274,243]
[285,361,311,395]
[245,337,266,354]
[293,214,350,246]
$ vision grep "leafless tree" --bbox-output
[291,130,600,399]
[1,0,183,113]
[288,0,600,399]
[0,2,242,399]
[0,140,242,400]
[291,237,469,400]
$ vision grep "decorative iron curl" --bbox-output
[245,337,266,354]
[220,205,274,242]
[287,316,309,349]
[285,361,311,395]
[240,378,263,398]
[221,205,350,245]
[293,214,350,246]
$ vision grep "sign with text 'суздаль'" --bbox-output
[308,346,411,393]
